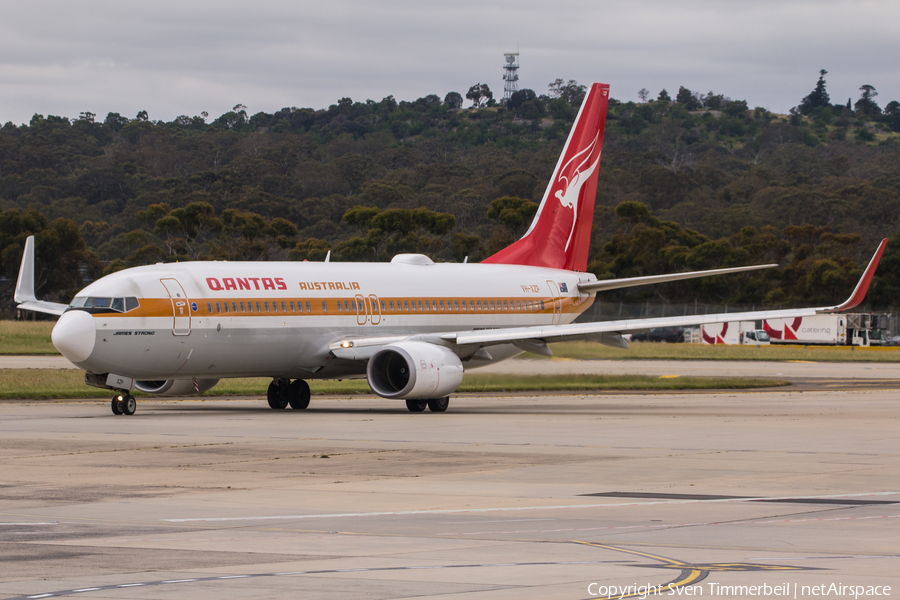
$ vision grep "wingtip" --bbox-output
[824,237,888,313]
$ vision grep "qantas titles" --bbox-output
[205,277,361,292]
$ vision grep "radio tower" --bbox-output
[502,52,519,102]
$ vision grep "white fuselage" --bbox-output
[54,256,597,381]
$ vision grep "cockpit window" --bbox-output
[68,296,139,314]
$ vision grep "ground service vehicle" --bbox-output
[763,314,882,347]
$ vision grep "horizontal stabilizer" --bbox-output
[16,300,68,316]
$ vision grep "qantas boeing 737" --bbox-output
[14,83,887,415]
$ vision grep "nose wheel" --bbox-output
[111,393,136,416]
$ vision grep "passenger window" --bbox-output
[454,300,460,311]
[215,302,221,313]
[232,302,237,313]
[281,301,286,312]
[223,302,229,313]
[256,302,261,313]
[380,300,386,311]
[337,302,343,312]
[351,300,356,311]
[404,300,409,311]
[306,301,311,312]
[344,301,350,311]
[207,302,213,313]
[439,300,445,311]
[540,300,545,310]
[389,300,395,311]
[322,301,327,312]
[290,301,296,312]
[424,301,430,311]
[477,300,481,311]
[418,300,423,311]
[248,302,254,313]
[516,300,522,310]
[469,301,474,311]
[264,301,270,312]
[240,302,246,312]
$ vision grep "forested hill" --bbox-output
[2,76,900,313]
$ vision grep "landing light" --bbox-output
[341,341,354,348]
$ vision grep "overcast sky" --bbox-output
[1,0,897,125]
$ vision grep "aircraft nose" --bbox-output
[52,310,96,363]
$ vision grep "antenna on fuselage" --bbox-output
[463,256,468,263]
[324,251,331,263]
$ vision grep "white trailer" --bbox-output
[762,314,882,347]
[700,321,769,345]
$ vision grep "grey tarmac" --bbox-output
[5,354,900,379]
[1,377,898,599]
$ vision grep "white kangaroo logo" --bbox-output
[554,132,601,251]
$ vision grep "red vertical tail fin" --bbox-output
[483,82,609,271]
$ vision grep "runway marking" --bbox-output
[0,523,58,526]
[2,560,612,600]
[440,512,900,536]
[161,492,900,522]
[438,518,556,524]
[573,541,809,599]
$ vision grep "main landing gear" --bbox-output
[406,397,450,413]
[111,393,136,416]
[267,378,311,410]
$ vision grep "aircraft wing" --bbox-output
[576,263,777,293]
[331,239,887,360]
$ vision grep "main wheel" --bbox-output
[406,399,427,412]
[267,380,289,409]
[288,379,311,410]
[426,397,449,412]
[122,395,136,416]
[111,395,124,415]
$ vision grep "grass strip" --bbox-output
[0,369,788,400]
[0,321,56,355]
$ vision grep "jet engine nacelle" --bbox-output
[366,341,464,399]
[133,379,220,396]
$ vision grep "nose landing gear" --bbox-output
[111,393,136,416]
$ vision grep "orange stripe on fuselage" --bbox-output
[89,295,590,318]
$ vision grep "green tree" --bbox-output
[799,70,830,115]
[487,196,538,237]
[465,83,493,108]
[854,85,880,115]
[444,91,463,109]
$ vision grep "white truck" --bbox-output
[762,313,882,347]
[702,314,882,347]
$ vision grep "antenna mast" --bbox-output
[502,52,519,103]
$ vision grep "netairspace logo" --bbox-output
[587,582,892,598]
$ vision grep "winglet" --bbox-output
[820,238,888,313]
[14,236,37,303]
